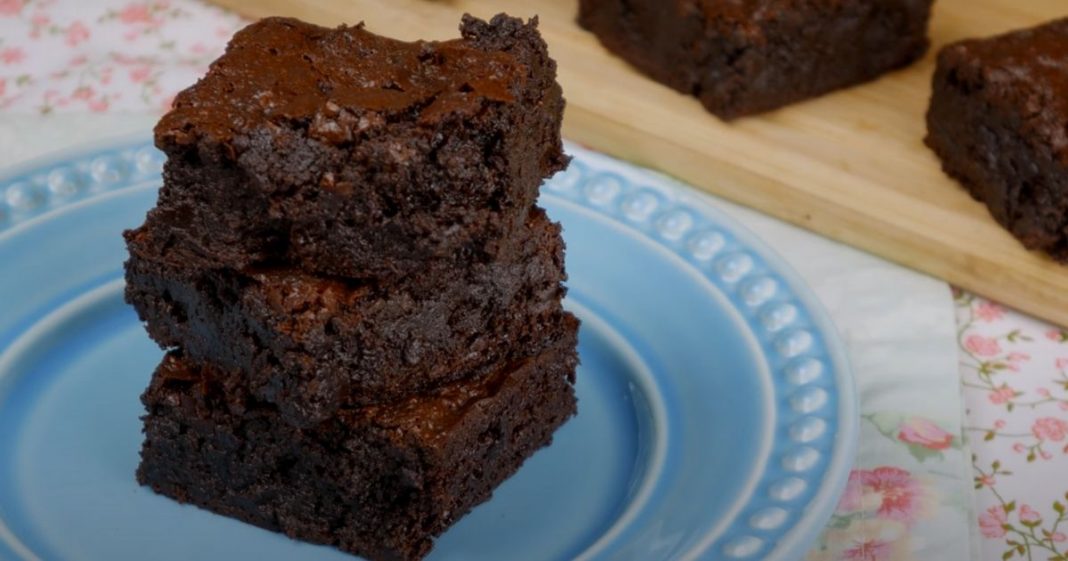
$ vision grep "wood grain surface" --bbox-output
[211,0,1068,326]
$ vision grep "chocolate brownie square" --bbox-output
[578,0,933,119]
[125,208,568,427]
[137,320,578,561]
[926,18,1068,260]
[147,14,567,280]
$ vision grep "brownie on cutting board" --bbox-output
[926,18,1068,261]
[148,14,567,280]
[138,317,578,561]
[125,208,568,428]
[578,0,933,119]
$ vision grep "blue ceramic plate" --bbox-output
[0,139,856,561]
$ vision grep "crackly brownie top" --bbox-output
[156,14,537,151]
[692,0,930,22]
[939,18,1068,155]
[693,0,823,19]
[657,0,934,51]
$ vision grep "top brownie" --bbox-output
[148,14,567,280]
[925,18,1068,260]
[579,0,932,119]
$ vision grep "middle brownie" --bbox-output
[125,208,567,428]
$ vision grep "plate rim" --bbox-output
[546,144,858,561]
[678,186,857,561]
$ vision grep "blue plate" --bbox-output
[0,139,856,561]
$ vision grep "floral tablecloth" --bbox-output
[957,293,1068,560]
[3,1,1066,560]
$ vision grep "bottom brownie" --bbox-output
[137,315,579,561]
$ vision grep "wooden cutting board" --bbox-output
[212,0,1068,326]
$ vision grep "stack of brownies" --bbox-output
[123,14,578,561]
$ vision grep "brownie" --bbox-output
[578,0,933,119]
[138,322,578,561]
[147,14,567,280]
[925,18,1068,260]
[125,208,568,427]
